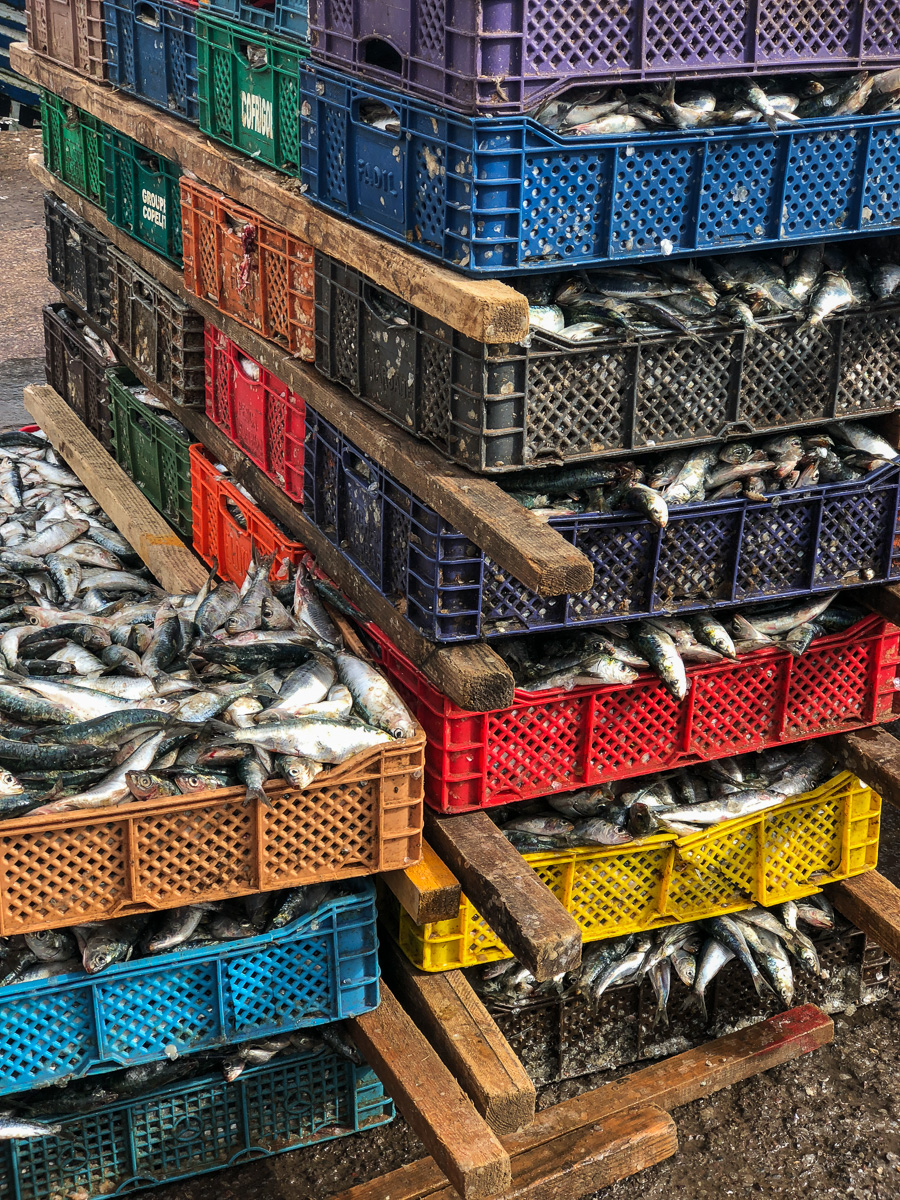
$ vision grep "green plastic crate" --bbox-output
[196,13,305,175]
[103,130,184,265]
[108,366,194,537]
[40,89,107,207]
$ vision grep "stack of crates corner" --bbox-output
[23,0,900,1109]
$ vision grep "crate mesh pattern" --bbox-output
[43,303,113,450]
[104,0,200,120]
[44,192,111,327]
[26,0,105,79]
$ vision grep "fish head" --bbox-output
[176,772,217,794]
[222,1057,244,1083]
[0,770,23,796]
[83,942,122,974]
[143,697,180,713]
[126,771,162,800]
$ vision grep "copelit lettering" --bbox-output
[141,189,167,229]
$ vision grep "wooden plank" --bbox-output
[829,727,900,810]
[334,1005,832,1200]
[347,984,511,1200]
[28,157,592,600]
[383,842,462,926]
[11,42,529,346]
[424,809,582,981]
[862,585,900,626]
[22,383,208,593]
[379,937,536,1136]
[829,871,900,962]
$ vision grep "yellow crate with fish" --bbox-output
[391,763,881,972]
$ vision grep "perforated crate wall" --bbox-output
[314,251,900,472]
[204,325,306,492]
[44,192,111,327]
[304,408,900,642]
[104,0,200,121]
[0,880,378,1094]
[190,442,307,583]
[308,0,900,114]
[43,302,114,450]
[391,771,881,970]
[201,0,307,44]
[181,177,315,359]
[364,616,900,813]
[0,1046,393,1200]
[299,63,900,274]
[107,366,194,536]
[26,0,105,79]
[103,131,184,266]
[196,13,307,174]
[40,90,107,208]
[107,244,205,406]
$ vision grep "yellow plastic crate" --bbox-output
[395,771,881,972]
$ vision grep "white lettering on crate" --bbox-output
[240,92,274,140]
[141,189,167,230]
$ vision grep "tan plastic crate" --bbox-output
[26,0,106,80]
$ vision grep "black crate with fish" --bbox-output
[43,302,117,450]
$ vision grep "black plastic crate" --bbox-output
[44,191,111,328]
[43,302,114,449]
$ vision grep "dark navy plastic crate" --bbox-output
[44,192,112,328]
[0,881,378,1096]
[0,1047,393,1200]
[304,408,900,642]
[104,0,200,122]
[201,0,307,44]
[299,61,900,274]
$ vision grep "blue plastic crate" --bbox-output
[0,882,378,1096]
[200,0,307,45]
[303,408,900,642]
[299,61,900,275]
[104,0,200,122]
[0,1047,393,1200]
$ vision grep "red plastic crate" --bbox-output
[204,326,305,497]
[364,617,900,814]
[190,443,307,584]
[180,178,314,360]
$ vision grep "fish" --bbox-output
[635,625,688,701]
[335,652,417,738]
[145,903,220,952]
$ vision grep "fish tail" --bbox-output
[244,784,272,809]
[687,986,708,1024]
[764,113,778,134]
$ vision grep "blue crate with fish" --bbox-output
[298,63,900,274]
[104,0,200,122]
[0,1044,393,1200]
[0,880,378,1097]
[303,407,900,641]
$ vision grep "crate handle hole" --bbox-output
[135,3,160,27]
[361,38,403,75]
[241,42,269,69]
[359,100,401,136]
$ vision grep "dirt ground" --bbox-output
[3,124,900,1199]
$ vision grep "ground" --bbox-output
[2,125,899,1199]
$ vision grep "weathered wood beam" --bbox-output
[829,871,900,963]
[382,842,462,926]
[829,727,900,810]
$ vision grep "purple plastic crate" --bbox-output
[304,407,900,642]
[308,0,900,115]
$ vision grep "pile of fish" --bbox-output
[502,420,897,524]
[535,69,900,136]
[0,428,416,820]
[0,880,352,986]
[49,304,117,365]
[475,895,836,1024]
[498,592,861,698]
[525,242,900,342]
[493,742,836,848]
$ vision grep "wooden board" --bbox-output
[383,842,462,926]
[347,984,512,1200]
[22,383,208,593]
[829,727,900,810]
[424,809,582,981]
[829,871,900,963]
[380,937,536,1136]
[29,157,592,601]
[11,42,529,346]
[333,1005,832,1200]
[862,585,900,626]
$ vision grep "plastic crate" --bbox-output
[196,13,307,174]
[483,923,892,1086]
[204,325,306,493]
[104,0,200,121]
[303,408,900,642]
[392,771,881,971]
[315,251,900,473]
[26,0,105,79]
[0,1046,393,1200]
[42,302,114,450]
[40,90,107,209]
[108,366,195,536]
[365,616,900,813]
[190,442,307,583]
[201,0,307,44]
[0,881,378,1095]
[107,244,206,406]
[299,63,900,275]
[44,192,112,327]
[180,178,315,359]
[308,0,900,115]
[102,131,184,266]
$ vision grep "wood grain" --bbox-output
[383,842,462,926]
[829,872,900,962]
[829,727,900,810]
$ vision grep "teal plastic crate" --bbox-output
[103,129,184,265]
[40,89,106,207]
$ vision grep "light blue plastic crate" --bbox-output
[0,881,378,1096]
